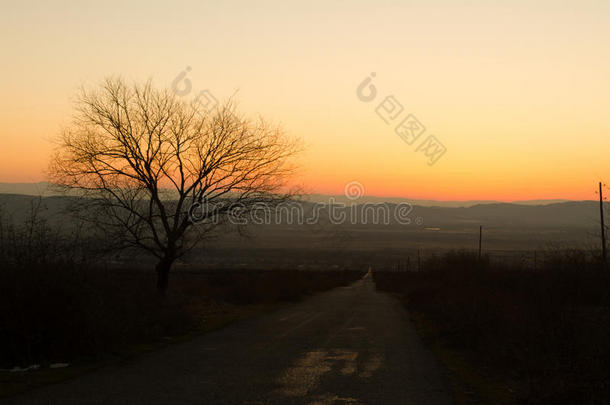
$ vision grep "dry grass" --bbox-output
[0,264,363,368]
[373,250,610,405]
[0,199,364,371]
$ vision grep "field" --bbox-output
[0,258,364,397]
[2,195,609,402]
[373,250,610,404]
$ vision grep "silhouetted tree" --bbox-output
[50,77,300,291]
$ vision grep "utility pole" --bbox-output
[478,225,482,261]
[600,182,606,266]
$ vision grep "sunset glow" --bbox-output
[1,0,609,201]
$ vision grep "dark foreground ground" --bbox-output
[374,251,610,405]
[4,270,451,405]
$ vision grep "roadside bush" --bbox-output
[373,249,610,404]
[0,201,364,367]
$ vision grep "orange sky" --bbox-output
[1,0,609,201]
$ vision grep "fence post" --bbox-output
[600,182,606,266]
[478,225,482,262]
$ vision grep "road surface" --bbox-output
[7,270,451,404]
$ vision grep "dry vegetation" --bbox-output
[0,203,363,371]
[373,250,610,405]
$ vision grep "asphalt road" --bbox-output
[6,270,451,404]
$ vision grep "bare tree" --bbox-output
[50,77,300,291]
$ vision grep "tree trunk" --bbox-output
[155,256,174,293]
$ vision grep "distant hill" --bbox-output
[0,182,56,196]
[0,182,573,208]
[0,192,602,253]
[304,193,571,208]
[408,201,599,229]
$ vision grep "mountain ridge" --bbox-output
[0,182,581,208]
